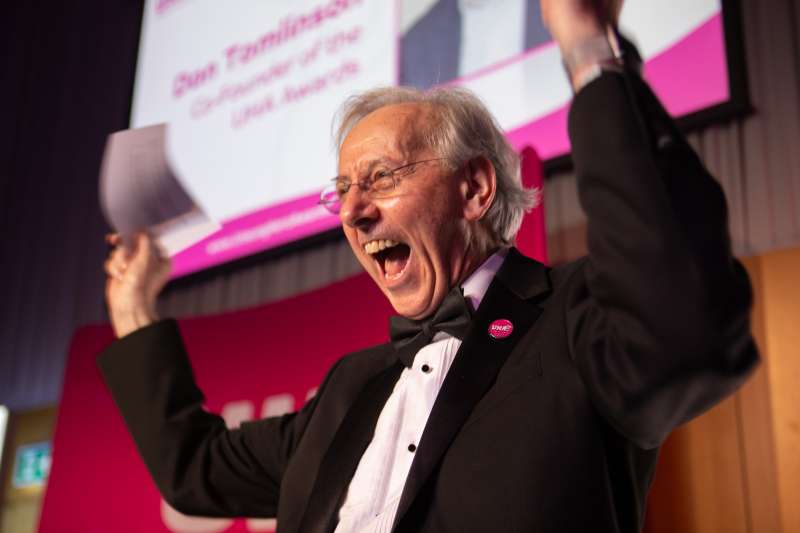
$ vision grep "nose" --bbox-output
[339,187,379,230]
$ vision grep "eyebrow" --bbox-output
[334,157,401,181]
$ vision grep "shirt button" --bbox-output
[421,364,432,373]
[407,443,417,452]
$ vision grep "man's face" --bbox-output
[337,103,473,319]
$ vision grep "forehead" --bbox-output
[338,103,434,169]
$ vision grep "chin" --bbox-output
[385,295,417,319]
[390,287,443,319]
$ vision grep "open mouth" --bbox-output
[364,239,411,281]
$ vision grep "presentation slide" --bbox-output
[128,0,729,278]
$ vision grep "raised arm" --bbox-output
[100,233,322,516]
[542,0,758,448]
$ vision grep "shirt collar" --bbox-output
[461,247,509,312]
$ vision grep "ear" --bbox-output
[461,156,497,222]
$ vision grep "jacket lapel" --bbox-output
[298,359,404,533]
[393,248,550,531]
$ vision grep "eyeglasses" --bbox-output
[319,158,445,214]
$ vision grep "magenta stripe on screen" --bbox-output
[644,13,729,116]
[171,191,340,278]
[506,13,728,158]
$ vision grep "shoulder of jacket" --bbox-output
[334,342,396,371]
[548,256,590,288]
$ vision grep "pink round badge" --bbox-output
[488,319,513,339]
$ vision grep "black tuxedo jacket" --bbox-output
[99,72,758,532]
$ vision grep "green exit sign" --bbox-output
[13,441,51,489]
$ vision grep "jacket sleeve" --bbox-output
[97,319,339,517]
[565,71,759,450]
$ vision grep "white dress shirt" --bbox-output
[334,249,508,533]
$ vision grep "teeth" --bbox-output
[364,239,400,255]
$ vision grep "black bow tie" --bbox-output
[389,286,474,368]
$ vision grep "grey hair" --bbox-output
[333,86,537,245]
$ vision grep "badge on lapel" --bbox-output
[488,319,513,339]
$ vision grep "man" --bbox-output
[101,1,758,531]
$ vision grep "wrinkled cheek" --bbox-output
[377,197,402,209]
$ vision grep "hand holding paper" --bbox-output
[104,232,170,338]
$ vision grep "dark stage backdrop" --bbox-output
[2,0,800,414]
[0,1,144,410]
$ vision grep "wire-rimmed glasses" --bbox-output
[319,158,445,214]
